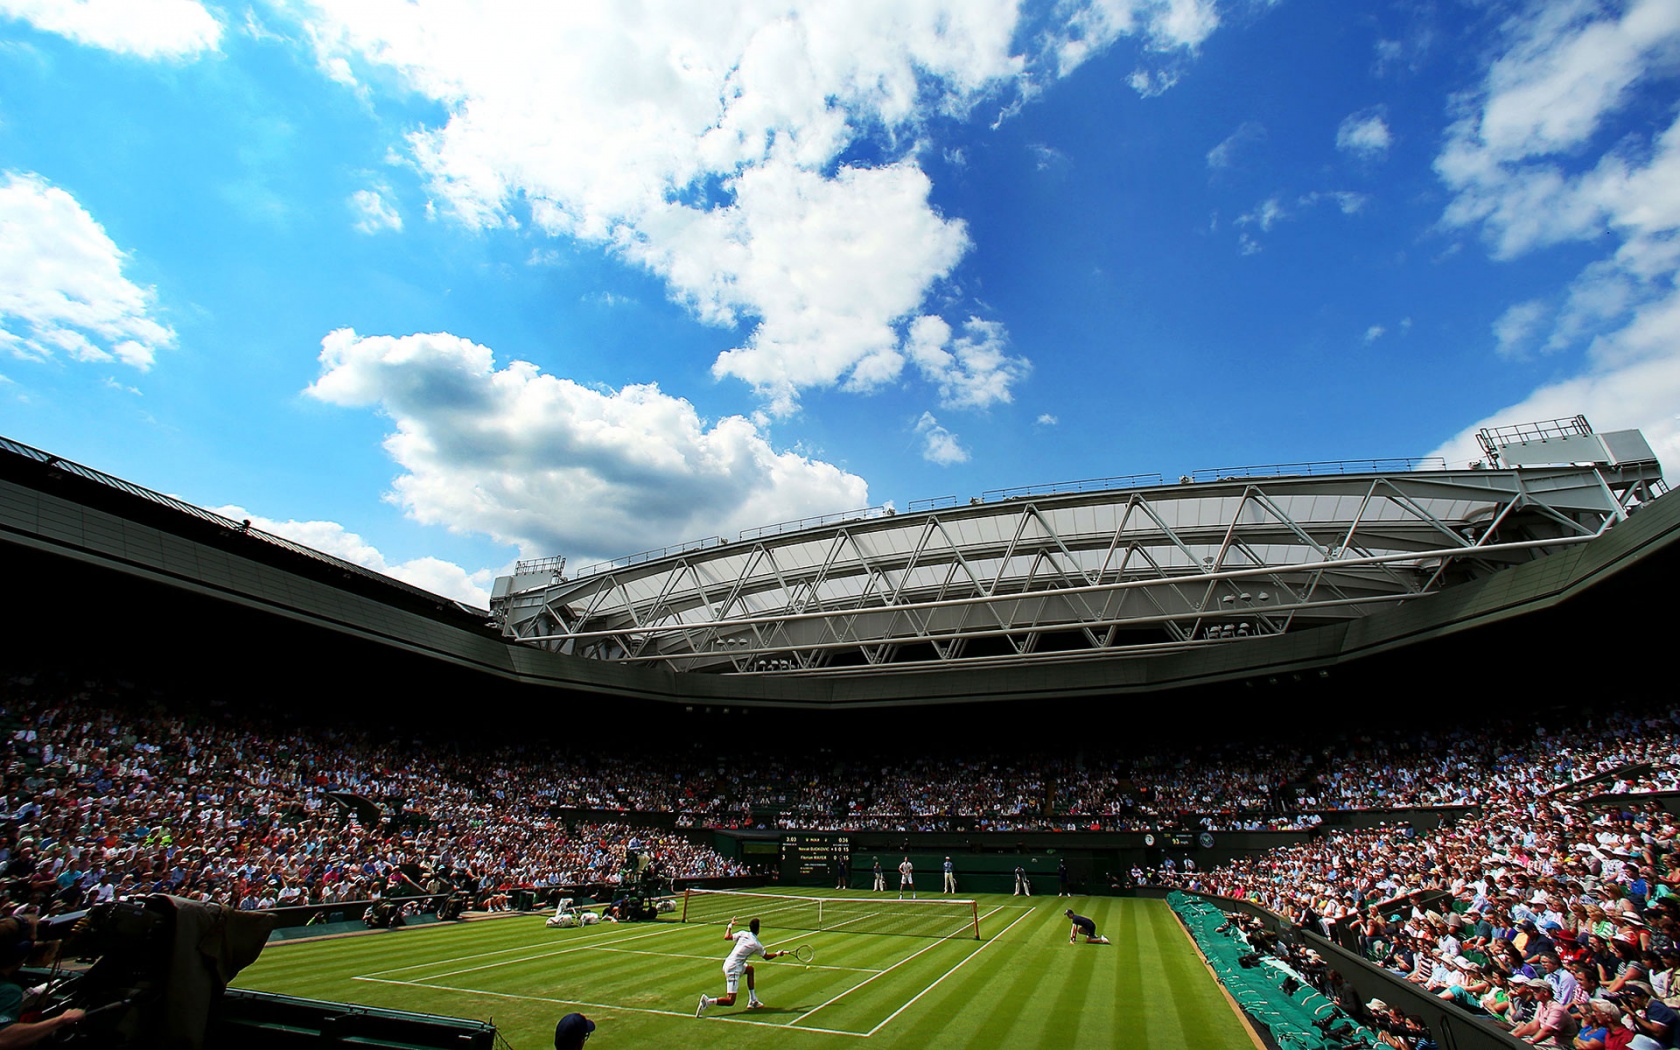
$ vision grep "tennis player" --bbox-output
[1066,909,1111,944]
[696,917,789,1016]
[898,856,916,899]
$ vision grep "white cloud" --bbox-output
[1036,413,1059,426]
[1237,196,1287,233]
[1427,0,1680,482]
[1363,325,1386,344]
[1436,0,1680,258]
[641,159,982,415]
[0,0,221,58]
[0,171,175,369]
[1054,0,1220,75]
[1029,143,1070,172]
[904,314,1029,410]
[285,2,1229,415]
[349,187,402,234]
[1207,121,1264,170]
[1427,279,1680,479]
[305,327,872,563]
[1336,109,1392,160]
[913,411,968,465]
[214,504,497,607]
[289,3,1035,416]
[1493,298,1549,359]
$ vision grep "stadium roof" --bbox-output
[3,418,1676,711]
[491,417,1667,679]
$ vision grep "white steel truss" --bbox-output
[491,432,1664,677]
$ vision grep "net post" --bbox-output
[971,899,980,940]
[681,887,693,924]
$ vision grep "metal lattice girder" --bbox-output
[492,460,1662,675]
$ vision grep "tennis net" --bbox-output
[680,888,981,940]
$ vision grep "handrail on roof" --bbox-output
[1478,415,1592,451]
[907,495,962,512]
[513,554,567,575]
[980,472,1165,501]
[738,505,892,541]
[1187,456,1447,483]
[0,434,479,612]
[569,535,728,579]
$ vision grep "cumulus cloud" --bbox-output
[904,314,1028,410]
[305,328,872,563]
[350,187,402,234]
[1364,325,1386,344]
[913,411,968,465]
[1428,0,1680,481]
[0,0,222,58]
[215,505,497,607]
[1053,0,1220,75]
[1336,109,1392,160]
[1436,0,1680,258]
[0,171,175,369]
[285,3,1034,415]
[1036,413,1059,426]
[282,2,1225,415]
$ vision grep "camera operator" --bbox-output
[0,916,83,1048]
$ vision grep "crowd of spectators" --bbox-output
[5,659,1680,976]
[1154,709,1680,1047]
[0,673,749,917]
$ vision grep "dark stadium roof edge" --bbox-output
[2,417,1675,712]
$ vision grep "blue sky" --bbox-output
[2,0,1677,606]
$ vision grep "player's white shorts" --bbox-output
[723,963,744,993]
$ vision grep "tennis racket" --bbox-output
[793,944,815,965]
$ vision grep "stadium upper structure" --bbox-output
[2,415,1675,709]
[492,416,1667,679]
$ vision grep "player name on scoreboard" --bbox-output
[781,834,849,882]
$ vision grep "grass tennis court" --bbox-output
[233,892,1257,1049]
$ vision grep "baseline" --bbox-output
[353,975,870,1038]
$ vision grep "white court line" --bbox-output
[787,904,1019,1029]
[353,975,869,1037]
[356,919,648,977]
[364,921,689,981]
[865,906,1038,1036]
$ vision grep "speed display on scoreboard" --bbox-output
[780,834,849,883]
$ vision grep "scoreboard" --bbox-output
[780,834,850,883]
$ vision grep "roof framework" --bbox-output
[493,433,1664,678]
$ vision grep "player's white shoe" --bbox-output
[748,1000,764,1009]
[695,996,709,1017]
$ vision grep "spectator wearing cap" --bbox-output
[553,1012,593,1050]
[1617,982,1676,1048]
[1526,921,1561,962]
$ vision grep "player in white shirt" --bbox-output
[696,917,789,1015]
[899,857,915,899]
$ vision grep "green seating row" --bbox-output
[1168,892,1382,1050]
